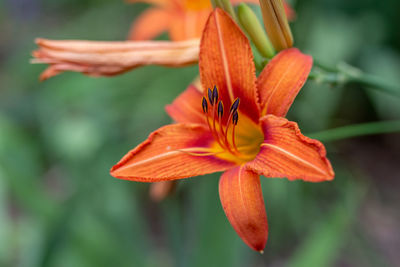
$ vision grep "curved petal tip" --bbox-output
[219,166,268,251]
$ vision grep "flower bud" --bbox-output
[237,3,275,59]
[259,0,293,51]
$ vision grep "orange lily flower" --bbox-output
[111,9,334,251]
[128,0,294,41]
[32,38,199,81]
[129,0,294,201]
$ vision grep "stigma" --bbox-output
[201,86,241,155]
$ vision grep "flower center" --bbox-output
[201,86,264,164]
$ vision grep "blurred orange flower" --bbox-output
[111,9,334,251]
[32,1,295,82]
[32,38,199,80]
[128,0,294,41]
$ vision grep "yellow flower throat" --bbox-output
[201,86,263,164]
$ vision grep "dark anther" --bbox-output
[202,97,208,113]
[208,88,214,105]
[212,85,219,104]
[217,101,224,118]
[232,111,239,125]
[230,98,240,113]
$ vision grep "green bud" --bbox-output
[259,0,293,51]
[237,3,275,59]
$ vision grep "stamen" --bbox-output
[200,87,241,155]
[205,115,221,146]
[212,100,217,132]
[202,97,208,113]
[205,108,224,149]
[217,101,224,118]
[231,111,239,152]
[212,85,219,104]
[230,98,240,113]
[203,95,224,148]
[211,99,226,149]
[208,88,214,105]
[217,100,233,153]
[232,110,239,125]
[226,98,240,130]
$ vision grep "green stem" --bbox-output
[311,60,400,97]
[307,120,400,142]
[350,72,400,96]
[313,59,338,73]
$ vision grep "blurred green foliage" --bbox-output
[1,0,399,266]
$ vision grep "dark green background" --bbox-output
[1,0,399,266]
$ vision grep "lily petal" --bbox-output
[128,8,171,40]
[247,115,334,182]
[199,9,259,123]
[111,123,235,182]
[32,38,199,80]
[165,84,206,125]
[219,166,268,252]
[257,48,312,117]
